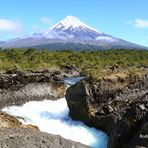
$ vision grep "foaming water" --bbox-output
[3,98,108,148]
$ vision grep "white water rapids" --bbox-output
[2,77,108,148]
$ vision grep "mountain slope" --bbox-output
[0,16,147,50]
[0,41,5,47]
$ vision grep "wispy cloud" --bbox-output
[134,19,148,28]
[0,19,22,32]
[126,19,148,28]
[41,17,51,25]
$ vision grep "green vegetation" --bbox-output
[0,48,148,78]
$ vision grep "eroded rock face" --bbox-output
[0,82,67,109]
[0,68,90,148]
[0,69,68,109]
[65,72,148,148]
[0,67,82,109]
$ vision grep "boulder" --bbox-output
[65,72,148,148]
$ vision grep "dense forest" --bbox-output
[0,48,148,79]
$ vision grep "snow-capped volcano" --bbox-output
[0,16,147,50]
[40,15,105,41]
[51,16,102,33]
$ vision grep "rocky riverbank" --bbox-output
[0,67,81,109]
[0,112,90,148]
[65,71,148,148]
[0,128,90,148]
[0,68,90,148]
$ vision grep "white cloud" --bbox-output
[41,17,51,25]
[134,19,148,28]
[96,36,117,42]
[0,19,22,32]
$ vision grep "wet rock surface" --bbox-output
[65,72,148,148]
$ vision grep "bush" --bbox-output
[0,48,147,78]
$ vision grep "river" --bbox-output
[2,77,108,148]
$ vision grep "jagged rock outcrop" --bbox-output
[65,72,148,148]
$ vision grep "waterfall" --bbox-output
[2,77,108,148]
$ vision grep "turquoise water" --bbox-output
[63,76,84,85]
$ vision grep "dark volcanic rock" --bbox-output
[65,72,148,148]
[0,68,81,109]
[0,82,66,109]
[0,128,90,148]
[0,67,81,90]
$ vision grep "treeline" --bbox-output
[0,48,147,77]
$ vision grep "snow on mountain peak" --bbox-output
[51,16,102,34]
[31,16,105,40]
[58,16,87,28]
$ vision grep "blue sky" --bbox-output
[0,0,148,46]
